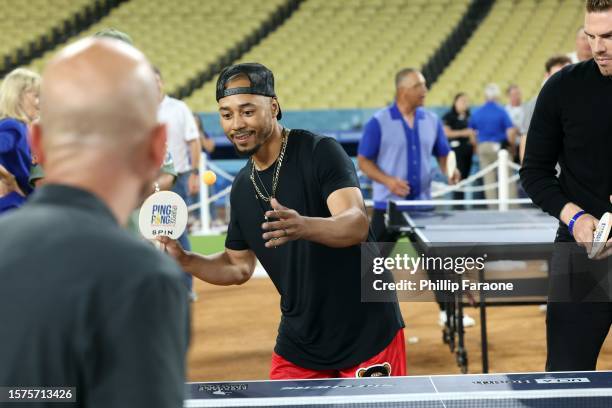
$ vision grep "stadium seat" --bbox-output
[185,0,470,112]
[0,0,92,71]
[27,0,287,95]
[427,0,585,107]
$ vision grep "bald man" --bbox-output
[0,39,189,406]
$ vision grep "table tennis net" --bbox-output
[185,389,612,408]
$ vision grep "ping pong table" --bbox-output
[386,203,559,374]
[185,370,612,407]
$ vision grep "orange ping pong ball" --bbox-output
[202,170,217,186]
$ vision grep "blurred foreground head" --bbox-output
[30,37,167,221]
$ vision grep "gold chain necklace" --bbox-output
[250,128,289,203]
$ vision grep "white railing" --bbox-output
[429,149,524,210]
[186,155,236,235]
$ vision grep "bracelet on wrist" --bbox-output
[568,210,585,236]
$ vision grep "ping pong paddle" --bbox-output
[589,212,611,259]
[138,191,188,248]
[447,150,457,180]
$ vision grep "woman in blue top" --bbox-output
[0,68,41,213]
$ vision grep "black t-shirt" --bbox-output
[0,185,189,408]
[226,129,404,370]
[442,110,470,144]
[520,60,612,221]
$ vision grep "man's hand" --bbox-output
[262,198,308,248]
[0,164,24,198]
[449,168,461,185]
[560,202,606,258]
[188,173,200,195]
[385,177,410,197]
[593,237,612,260]
[572,213,599,256]
[157,236,190,269]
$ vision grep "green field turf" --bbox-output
[189,234,227,255]
[188,235,415,257]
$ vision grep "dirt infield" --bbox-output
[187,277,612,382]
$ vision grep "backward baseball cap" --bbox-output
[216,63,282,119]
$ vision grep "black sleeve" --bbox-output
[313,137,360,201]
[225,187,249,250]
[519,71,569,219]
[87,270,189,408]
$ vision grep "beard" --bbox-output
[230,126,273,158]
[600,66,612,77]
[232,141,263,158]
[594,55,612,77]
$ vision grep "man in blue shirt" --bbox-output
[358,68,458,244]
[469,83,516,204]
[358,68,468,328]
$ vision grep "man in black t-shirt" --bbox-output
[162,63,405,379]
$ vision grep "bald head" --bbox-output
[30,38,168,224]
[40,38,159,152]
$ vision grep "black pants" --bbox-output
[546,226,612,371]
[546,302,612,371]
[450,140,473,203]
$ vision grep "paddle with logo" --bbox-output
[138,190,188,250]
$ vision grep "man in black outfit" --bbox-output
[162,63,405,379]
[0,39,189,406]
[520,0,612,371]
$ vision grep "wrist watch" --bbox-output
[191,168,199,175]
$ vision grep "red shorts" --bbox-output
[270,329,406,380]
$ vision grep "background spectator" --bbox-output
[469,83,516,205]
[505,84,526,162]
[442,92,476,202]
[0,68,40,214]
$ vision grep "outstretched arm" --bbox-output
[158,237,257,285]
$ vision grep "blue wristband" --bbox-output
[568,210,585,236]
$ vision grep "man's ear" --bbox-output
[29,123,45,166]
[271,98,280,119]
[149,123,167,170]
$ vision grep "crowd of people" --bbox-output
[0,0,611,405]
